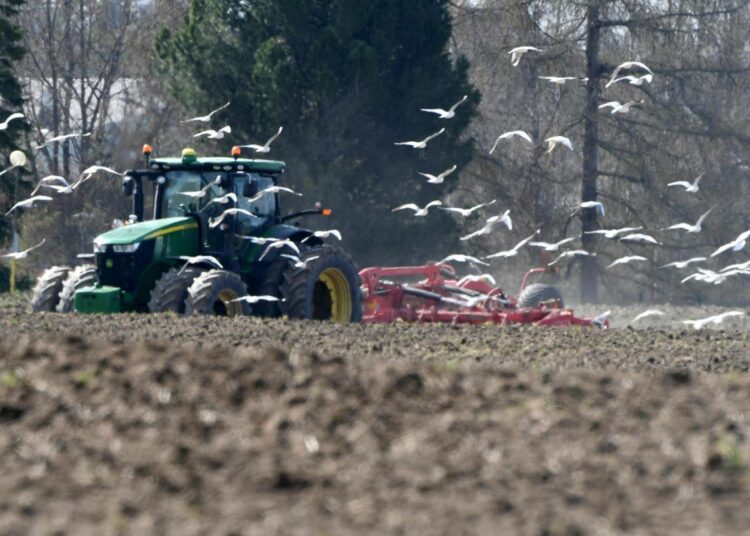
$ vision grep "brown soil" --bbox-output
[1,309,750,535]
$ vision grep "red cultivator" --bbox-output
[359,264,608,329]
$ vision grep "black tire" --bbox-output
[148,267,204,313]
[184,269,251,317]
[516,283,564,309]
[29,266,71,312]
[251,257,288,318]
[280,245,362,323]
[56,265,98,313]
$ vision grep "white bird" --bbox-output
[392,200,443,217]
[394,128,445,149]
[177,182,215,199]
[180,102,230,123]
[529,237,575,251]
[682,311,744,330]
[598,100,642,114]
[210,208,262,228]
[419,165,457,184]
[548,250,595,265]
[485,231,538,259]
[239,126,283,153]
[659,257,706,270]
[194,125,231,139]
[457,274,497,286]
[664,209,711,234]
[420,95,468,119]
[281,254,320,269]
[509,46,542,66]
[258,239,300,261]
[619,233,661,245]
[177,255,223,274]
[206,192,237,206]
[489,130,533,154]
[81,165,123,177]
[440,200,496,217]
[239,236,280,245]
[711,229,750,257]
[608,74,653,86]
[230,295,283,304]
[34,132,91,150]
[30,175,73,195]
[438,254,489,267]
[578,201,605,217]
[585,227,642,239]
[4,195,54,215]
[607,255,648,269]
[606,61,654,87]
[460,210,512,241]
[0,112,23,130]
[720,260,750,273]
[667,174,703,193]
[301,230,342,242]
[545,136,574,153]
[592,310,612,329]
[631,309,666,323]
[246,185,302,203]
[538,76,578,85]
[0,239,45,260]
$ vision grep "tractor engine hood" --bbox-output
[94,216,198,247]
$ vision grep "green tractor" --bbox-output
[30,147,361,321]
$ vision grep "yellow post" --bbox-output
[9,259,15,294]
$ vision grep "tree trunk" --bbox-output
[580,2,601,304]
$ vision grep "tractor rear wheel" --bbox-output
[149,267,204,313]
[280,246,361,323]
[516,283,564,309]
[57,264,98,313]
[184,269,251,317]
[29,266,71,312]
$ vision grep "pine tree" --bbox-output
[156,0,479,264]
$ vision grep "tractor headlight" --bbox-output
[93,241,106,253]
[113,243,140,253]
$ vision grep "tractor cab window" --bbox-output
[234,173,276,233]
[162,171,223,218]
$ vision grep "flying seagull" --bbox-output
[548,250,595,266]
[460,210,512,241]
[598,100,643,114]
[258,239,301,261]
[631,309,666,323]
[34,132,91,150]
[438,254,490,267]
[419,165,457,184]
[246,186,302,204]
[301,230,342,242]
[4,195,54,216]
[485,231,538,259]
[608,74,653,86]
[420,95,468,119]
[606,61,654,88]
[585,227,642,239]
[509,46,542,66]
[440,200,496,217]
[538,76,578,85]
[668,174,703,193]
[177,255,223,274]
[529,237,575,251]
[392,200,443,217]
[240,126,283,153]
[394,128,445,149]
[606,255,648,269]
[281,254,320,269]
[579,201,605,217]
[0,112,24,131]
[711,229,750,257]
[0,239,45,260]
[230,295,284,304]
[210,208,262,228]
[682,311,744,330]
[619,233,660,245]
[457,274,497,286]
[545,136,574,153]
[659,257,706,270]
[180,102,230,123]
[489,130,533,154]
[194,125,231,139]
[664,209,712,234]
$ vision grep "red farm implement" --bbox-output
[359,264,608,328]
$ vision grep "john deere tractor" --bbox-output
[30,146,361,321]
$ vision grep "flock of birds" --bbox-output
[0,50,746,328]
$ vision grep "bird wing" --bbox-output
[667,181,690,188]
[422,128,446,144]
[264,126,283,147]
[418,172,439,182]
[425,200,443,209]
[598,101,621,110]
[666,223,693,231]
[193,130,215,138]
[448,95,468,113]
[392,204,419,213]
[420,108,448,116]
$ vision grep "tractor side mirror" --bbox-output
[122,175,134,196]
[242,178,259,198]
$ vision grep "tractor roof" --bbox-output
[147,156,285,174]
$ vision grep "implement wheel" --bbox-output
[29,266,70,312]
[517,283,564,309]
[149,267,204,313]
[280,246,361,323]
[57,264,98,313]
[185,269,250,317]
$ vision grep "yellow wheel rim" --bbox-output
[217,289,243,317]
[318,268,352,323]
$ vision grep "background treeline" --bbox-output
[1,0,749,304]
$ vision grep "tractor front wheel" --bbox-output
[184,270,251,317]
[149,267,204,313]
[56,264,98,313]
[280,246,361,323]
[29,266,71,312]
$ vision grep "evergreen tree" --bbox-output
[156,0,479,265]
[0,0,26,242]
